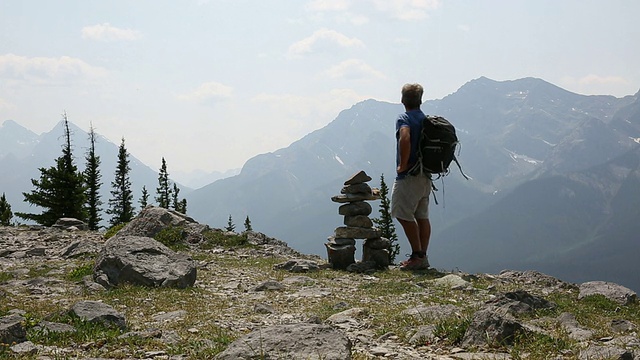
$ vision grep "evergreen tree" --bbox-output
[0,192,13,226]
[225,214,236,232]
[155,157,172,209]
[17,112,87,226]
[372,174,400,263]
[84,124,102,230]
[243,215,253,232]
[106,138,135,226]
[172,183,180,210]
[139,186,149,208]
[178,199,187,214]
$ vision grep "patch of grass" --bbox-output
[104,223,127,239]
[358,278,421,295]
[65,262,94,282]
[27,264,54,278]
[27,312,125,347]
[154,226,189,251]
[0,271,13,283]
[510,331,572,359]
[433,315,472,346]
[201,230,251,249]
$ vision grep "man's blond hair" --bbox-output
[401,83,423,109]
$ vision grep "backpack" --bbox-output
[408,115,468,179]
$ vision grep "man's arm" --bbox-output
[397,126,411,174]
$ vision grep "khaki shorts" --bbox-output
[391,174,432,221]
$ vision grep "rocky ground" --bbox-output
[1,208,639,359]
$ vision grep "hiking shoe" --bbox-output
[400,254,430,270]
[400,256,427,271]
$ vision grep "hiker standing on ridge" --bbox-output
[391,83,432,271]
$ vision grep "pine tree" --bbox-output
[17,112,87,226]
[225,214,236,232]
[155,157,172,209]
[0,192,13,226]
[84,124,102,230]
[178,199,187,214]
[106,138,135,226]
[172,183,180,210]
[372,174,400,263]
[244,215,253,232]
[139,186,149,208]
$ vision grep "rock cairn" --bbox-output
[326,170,391,270]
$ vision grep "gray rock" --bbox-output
[0,314,26,345]
[35,321,76,335]
[338,201,372,216]
[69,300,126,330]
[578,345,634,360]
[346,260,379,273]
[461,308,524,347]
[274,259,320,273]
[327,237,357,246]
[334,226,381,239]
[557,312,594,341]
[331,192,379,203]
[116,206,208,243]
[341,183,372,195]
[325,243,356,270]
[361,246,389,268]
[363,237,391,250]
[611,319,636,333]
[253,280,285,291]
[215,323,351,360]
[53,218,88,231]
[61,240,101,258]
[409,325,437,346]
[430,274,472,290]
[402,304,460,321]
[344,170,372,185]
[9,341,37,355]
[93,235,197,288]
[487,290,555,314]
[579,281,637,305]
[152,310,187,322]
[344,215,373,228]
[254,303,275,314]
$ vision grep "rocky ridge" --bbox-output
[0,208,638,359]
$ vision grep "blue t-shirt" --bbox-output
[395,109,425,179]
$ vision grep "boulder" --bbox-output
[344,170,372,185]
[325,243,355,270]
[94,235,196,288]
[579,281,637,305]
[116,206,209,243]
[215,323,351,360]
[341,183,372,194]
[344,215,373,228]
[0,314,26,345]
[331,192,379,203]
[334,226,380,239]
[53,218,88,231]
[461,308,524,347]
[338,201,372,216]
[274,259,320,273]
[69,300,126,330]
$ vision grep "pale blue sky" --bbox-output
[1,0,638,174]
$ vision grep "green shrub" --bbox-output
[433,315,472,346]
[154,226,188,251]
[104,223,127,239]
[201,230,250,249]
[65,263,94,282]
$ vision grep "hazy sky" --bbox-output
[1,1,638,174]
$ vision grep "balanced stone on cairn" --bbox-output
[326,170,389,270]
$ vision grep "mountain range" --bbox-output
[2,76,638,292]
[184,77,640,292]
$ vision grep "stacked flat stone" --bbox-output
[326,170,391,270]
